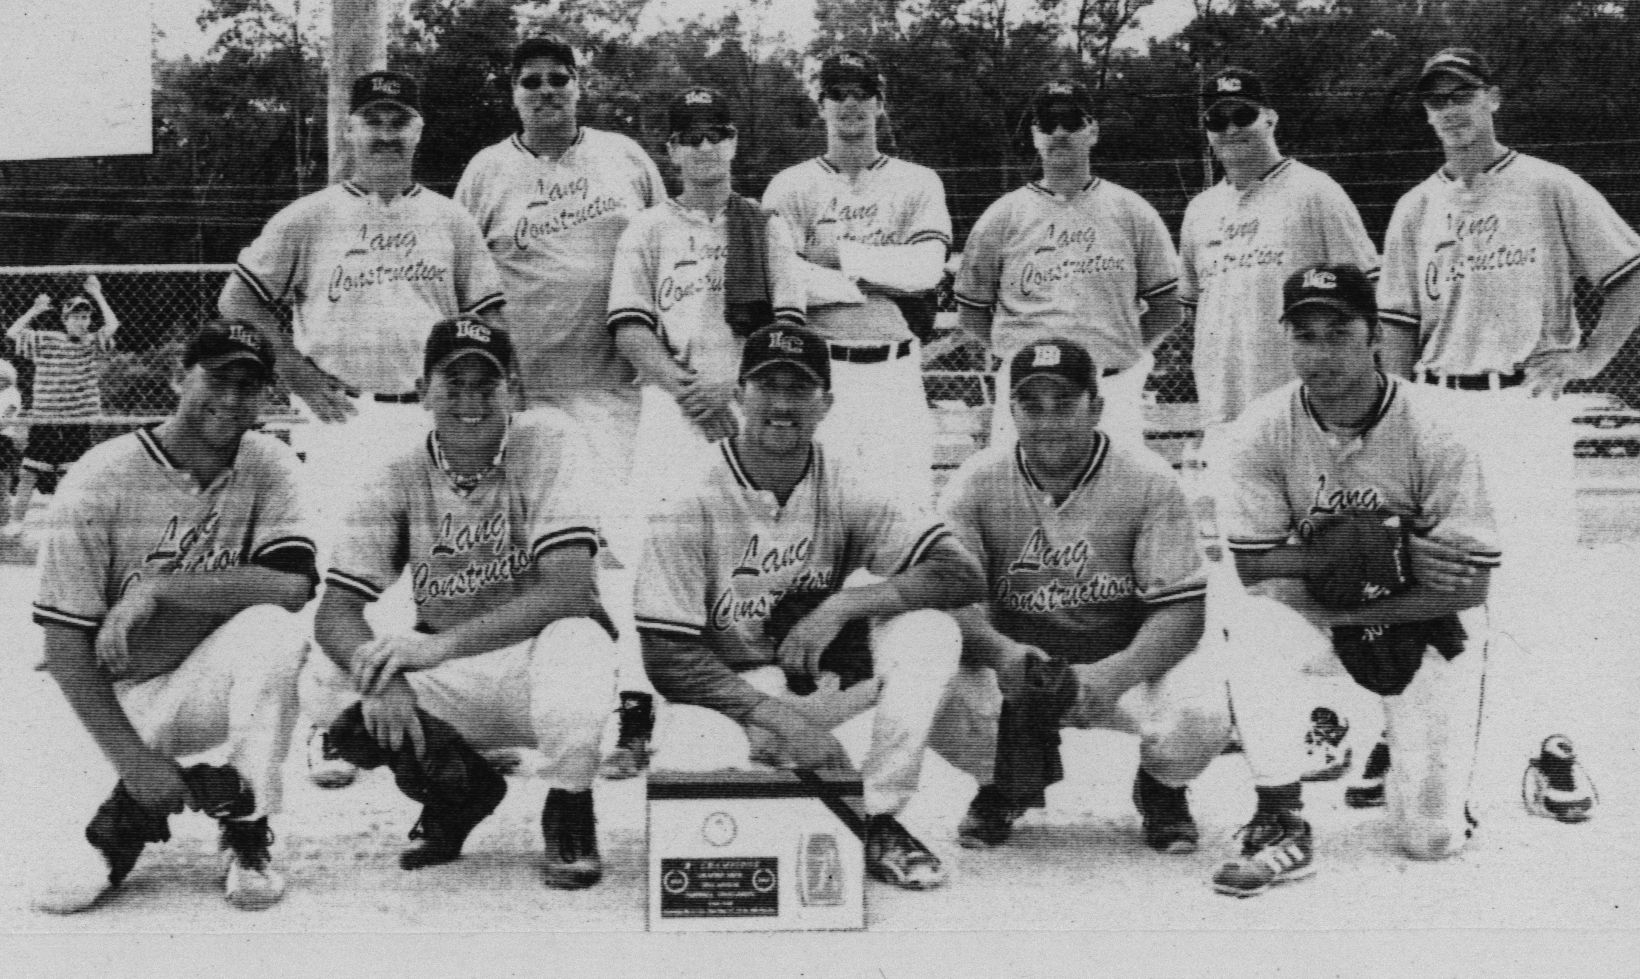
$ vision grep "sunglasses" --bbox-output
[672,126,737,147]
[1034,109,1090,134]
[1203,102,1261,132]
[1419,86,1483,110]
[822,84,878,102]
[517,71,575,91]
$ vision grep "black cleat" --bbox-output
[1345,741,1390,809]
[399,764,508,870]
[957,785,1023,849]
[541,789,602,889]
[1133,769,1200,854]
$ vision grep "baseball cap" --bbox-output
[818,49,883,97]
[740,325,831,390]
[184,319,276,377]
[1031,80,1095,123]
[1203,68,1268,110]
[669,88,734,135]
[424,316,516,376]
[351,71,420,115]
[1010,339,1098,396]
[1281,265,1377,323]
[1416,47,1493,92]
[63,295,94,313]
[512,35,578,75]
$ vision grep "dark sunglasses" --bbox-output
[1034,109,1090,134]
[1203,102,1261,132]
[1419,86,1482,110]
[517,71,575,91]
[672,126,737,147]
[822,84,878,102]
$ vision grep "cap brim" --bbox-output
[1281,297,1370,322]
[353,98,421,115]
[744,358,827,388]
[429,349,508,376]
[1417,66,1488,91]
[1011,370,1090,395]
[1204,93,1265,110]
[197,351,273,376]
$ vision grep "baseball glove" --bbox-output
[1304,513,1415,608]
[1333,615,1467,697]
[764,589,873,695]
[992,654,1078,808]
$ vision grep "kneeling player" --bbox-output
[936,339,1230,853]
[306,317,618,889]
[1213,265,1498,897]
[32,321,312,913]
[637,325,986,890]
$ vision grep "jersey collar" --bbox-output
[1438,148,1518,184]
[510,129,587,159]
[722,439,815,495]
[427,418,511,495]
[1028,177,1101,199]
[817,153,890,176]
[136,424,242,492]
[1300,371,1397,440]
[1014,432,1109,503]
[342,181,423,201]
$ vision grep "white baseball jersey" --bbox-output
[1222,375,1500,571]
[1178,158,1379,424]
[325,417,602,635]
[941,434,1204,664]
[456,130,665,404]
[33,427,315,678]
[763,155,952,345]
[607,198,807,370]
[636,441,951,671]
[955,178,1180,369]
[235,182,504,395]
[1379,149,1640,374]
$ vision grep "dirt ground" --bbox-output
[4,502,1639,976]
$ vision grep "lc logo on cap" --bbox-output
[1044,81,1075,97]
[1301,268,1338,290]
[1217,77,1243,93]
[370,76,403,96]
[839,53,867,68]
[1032,344,1063,367]
[684,90,713,105]
[768,331,804,355]
[224,323,259,346]
[456,318,492,343]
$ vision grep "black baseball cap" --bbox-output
[1281,265,1377,323]
[669,88,734,134]
[1010,339,1099,396]
[351,71,420,115]
[1417,47,1493,92]
[1031,80,1095,124]
[818,49,883,97]
[1204,68,1267,110]
[740,325,831,390]
[512,35,578,75]
[185,319,275,377]
[424,316,516,376]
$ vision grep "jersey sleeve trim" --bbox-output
[636,616,704,639]
[533,527,601,561]
[1227,536,1285,554]
[953,291,992,310]
[1600,253,1640,292]
[607,308,658,333]
[233,264,278,305]
[253,537,317,562]
[906,230,953,248]
[324,571,385,602]
[1178,295,1198,309]
[1465,548,1502,569]
[773,307,807,327]
[32,604,101,631]
[462,292,506,315]
[1141,580,1207,606]
[893,524,953,575]
[1139,278,1179,300]
[1378,309,1420,330]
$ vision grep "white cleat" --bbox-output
[306,726,358,789]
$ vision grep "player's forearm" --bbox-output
[1098,599,1205,693]
[951,603,1018,670]
[827,540,986,624]
[1233,546,1314,584]
[1138,292,1183,350]
[641,631,769,722]
[1379,325,1420,378]
[432,552,612,664]
[1328,573,1490,627]
[614,326,691,395]
[314,591,377,673]
[150,566,314,617]
[1581,272,1640,369]
[839,239,945,295]
[42,626,153,772]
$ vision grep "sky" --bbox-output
[151,0,1198,60]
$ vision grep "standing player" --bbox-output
[1377,47,1637,820]
[637,324,986,890]
[4,276,121,536]
[305,317,618,888]
[954,81,1182,447]
[30,320,312,913]
[762,49,952,503]
[935,338,1229,854]
[1177,67,1381,787]
[1212,265,1498,897]
[220,70,505,788]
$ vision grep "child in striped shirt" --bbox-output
[4,275,119,536]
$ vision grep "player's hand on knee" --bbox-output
[780,720,852,771]
[1407,534,1479,592]
[353,634,444,696]
[122,749,189,815]
[285,359,357,424]
[362,676,426,758]
[995,642,1050,701]
[777,601,849,681]
[95,579,159,677]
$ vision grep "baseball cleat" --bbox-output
[1133,769,1200,855]
[541,788,602,889]
[400,762,508,870]
[599,691,656,781]
[220,818,286,911]
[1345,741,1390,809]
[184,764,256,820]
[306,726,359,789]
[1300,707,1351,782]
[34,782,174,914]
[866,814,949,889]
[1212,810,1315,898]
[1523,734,1597,823]
[957,786,1023,849]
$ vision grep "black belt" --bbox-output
[345,388,421,404]
[1417,370,1525,391]
[829,339,913,364]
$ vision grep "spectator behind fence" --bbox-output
[3,274,119,537]
[0,358,24,504]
